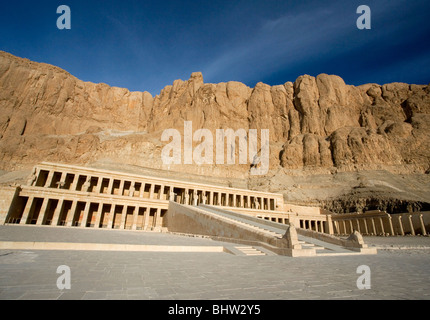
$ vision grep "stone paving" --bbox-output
[0,225,429,300]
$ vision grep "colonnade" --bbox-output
[8,195,165,231]
[26,164,280,210]
[4,163,283,231]
[332,213,428,236]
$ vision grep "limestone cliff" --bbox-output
[1,51,429,212]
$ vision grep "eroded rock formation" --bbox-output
[1,51,429,212]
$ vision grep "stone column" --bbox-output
[131,207,139,230]
[154,208,162,230]
[326,215,334,235]
[82,177,91,192]
[184,190,190,205]
[363,218,369,235]
[95,177,103,193]
[260,197,264,210]
[397,215,404,236]
[149,184,155,199]
[169,188,176,202]
[379,217,385,235]
[66,200,78,227]
[36,199,50,225]
[70,175,79,191]
[217,193,222,206]
[240,195,244,208]
[44,171,54,188]
[143,208,150,231]
[80,202,91,228]
[106,178,114,195]
[107,205,115,229]
[20,196,35,225]
[193,190,198,206]
[209,191,214,205]
[129,182,136,197]
[387,215,394,236]
[320,221,325,233]
[408,214,415,235]
[119,205,127,229]
[51,198,64,226]
[118,180,125,196]
[93,203,103,228]
[159,185,165,200]
[139,183,145,198]
[58,172,67,189]
[355,219,361,233]
[342,220,347,235]
[370,218,376,235]
[419,214,427,235]
[233,194,237,207]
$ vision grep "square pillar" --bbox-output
[119,205,127,229]
[397,216,404,235]
[143,207,150,231]
[66,200,78,227]
[149,184,155,199]
[118,180,125,196]
[131,207,139,230]
[326,215,334,235]
[107,178,114,195]
[70,175,79,191]
[20,196,35,225]
[419,214,427,235]
[80,202,91,228]
[51,198,64,226]
[130,182,136,197]
[387,215,394,236]
[159,185,165,200]
[363,218,369,235]
[107,205,115,229]
[36,199,50,225]
[95,177,103,193]
[139,183,145,198]
[408,215,415,235]
[93,203,103,228]
[44,171,54,188]
[379,217,385,235]
[184,189,190,205]
[58,172,67,189]
[154,208,162,230]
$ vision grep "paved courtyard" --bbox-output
[0,225,429,300]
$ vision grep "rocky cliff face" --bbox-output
[1,51,429,212]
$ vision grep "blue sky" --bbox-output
[1,0,430,96]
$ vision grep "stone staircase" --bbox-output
[197,204,372,257]
[234,246,266,256]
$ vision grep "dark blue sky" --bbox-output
[1,0,430,96]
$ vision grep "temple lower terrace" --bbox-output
[0,162,428,257]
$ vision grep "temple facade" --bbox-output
[0,162,428,237]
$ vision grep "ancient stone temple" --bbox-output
[0,162,283,230]
[0,162,390,257]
